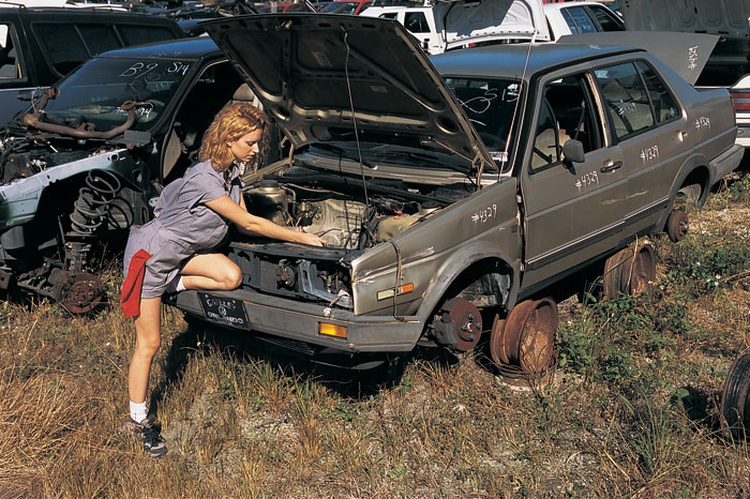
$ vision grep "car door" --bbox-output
[592,59,683,237]
[520,69,628,293]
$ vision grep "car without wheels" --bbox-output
[0,37,267,312]
[161,14,743,374]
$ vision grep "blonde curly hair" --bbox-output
[199,102,270,173]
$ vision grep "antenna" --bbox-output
[498,31,536,179]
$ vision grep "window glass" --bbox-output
[40,55,193,132]
[119,26,177,46]
[0,23,21,80]
[445,76,522,171]
[78,24,122,55]
[588,5,624,32]
[404,12,429,34]
[636,60,680,123]
[561,6,597,34]
[532,74,602,171]
[595,62,654,140]
[35,24,89,77]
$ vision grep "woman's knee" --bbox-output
[135,335,161,358]
[219,264,242,289]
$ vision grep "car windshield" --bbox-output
[35,56,192,133]
[445,76,522,173]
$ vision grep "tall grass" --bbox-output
[1,172,750,497]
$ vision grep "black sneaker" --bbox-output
[132,415,168,458]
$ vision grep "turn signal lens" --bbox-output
[319,323,348,338]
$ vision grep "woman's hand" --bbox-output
[206,195,328,246]
[297,232,326,247]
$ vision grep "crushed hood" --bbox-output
[202,14,495,173]
[557,31,719,85]
[435,0,550,50]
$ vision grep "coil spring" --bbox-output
[69,169,121,236]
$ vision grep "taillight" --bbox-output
[730,91,750,113]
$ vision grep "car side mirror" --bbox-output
[562,139,585,164]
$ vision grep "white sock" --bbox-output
[130,400,148,423]
[175,276,186,292]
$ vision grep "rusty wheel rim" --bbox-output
[489,315,509,365]
[628,245,656,295]
[603,248,631,300]
[505,298,558,373]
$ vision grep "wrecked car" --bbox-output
[0,6,187,128]
[0,37,254,312]
[163,14,743,372]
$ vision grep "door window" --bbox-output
[404,12,429,34]
[531,73,603,171]
[595,60,679,141]
[0,23,22,80]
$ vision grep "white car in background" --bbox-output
[360,0,623,55]
[542,1,624,40]
[360,0,550,55]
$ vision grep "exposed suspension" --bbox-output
[66,169,121,273]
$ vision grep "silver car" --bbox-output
[169,14,743,373]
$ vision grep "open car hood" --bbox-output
[202,14,495,173]
[436,0,550,50]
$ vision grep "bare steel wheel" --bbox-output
[603,244,656,299]
[667,209,689,242]
[501,298,558,374]
[489,315,509,365]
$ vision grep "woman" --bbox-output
[121,103,324,457]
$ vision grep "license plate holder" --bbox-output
[198,293,248,328]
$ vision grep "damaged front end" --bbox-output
[0,88,159,312]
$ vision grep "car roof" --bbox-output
[431,42,637,79]
[0,5,164,17]
[96,36,221,60]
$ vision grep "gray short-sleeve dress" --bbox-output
[123,160,243,299]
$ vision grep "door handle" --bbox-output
[600,161,623,173]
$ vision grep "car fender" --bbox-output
[412,240,521,321]
[0,148,142,230]
[655,153,710,231]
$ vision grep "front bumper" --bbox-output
[169,287,425,355]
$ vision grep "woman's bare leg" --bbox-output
[128,297,162,405]
[179,253,242,291]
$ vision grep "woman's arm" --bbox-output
[205,195,325,246]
